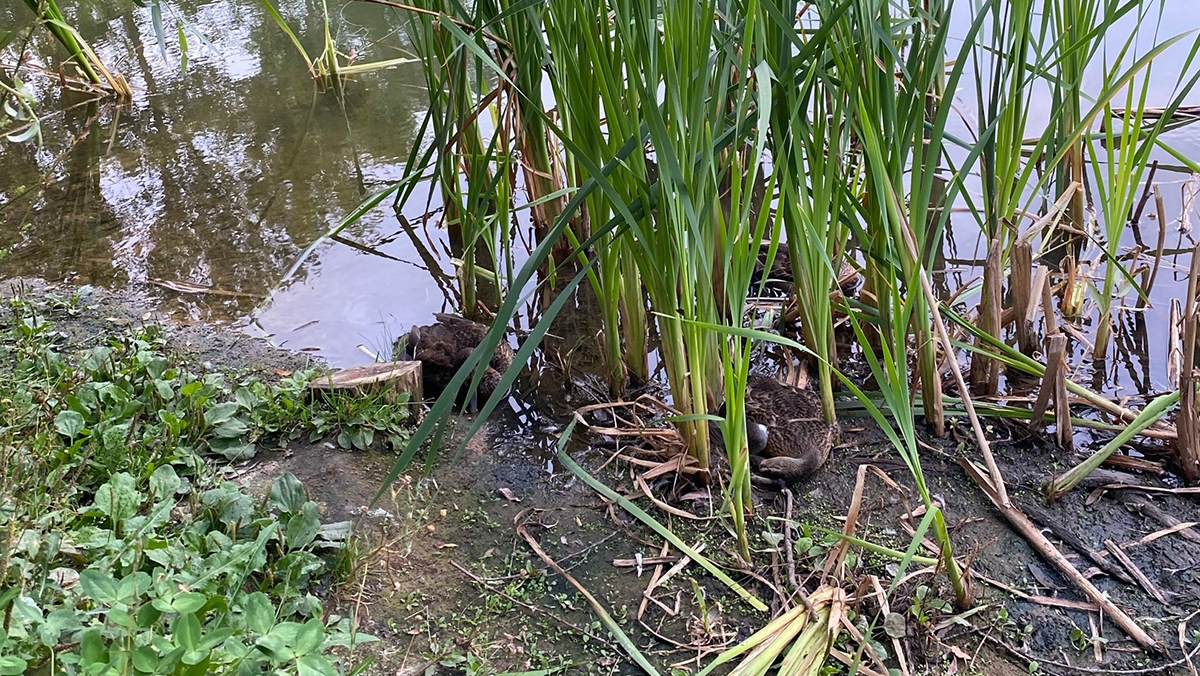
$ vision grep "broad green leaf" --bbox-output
[297,654,338,676]
[294,619,324,657]
[203,402,239,426]
[132,646,158,673]
[0,657,27,676]
[285,503,321,550]
[171,592,208,615]
[244,592,275,634]
[213,418,249,439]
[269,473,308,514]
[116,571,151,602]
[80,628,107,665]
[78,570,119,604]
[93,472,142,522]
[209,437,255,460]
[149,465,180,499]
[54,410,85,438]
[255,633,294,662]
[175,613,201,651]
[198,627,235,651]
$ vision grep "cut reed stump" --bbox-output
[970,237,1003,393]
[1176,240,1200,483]
[307,361,423,404]
[1030,334,1071,448]
[1011,240,1035,355]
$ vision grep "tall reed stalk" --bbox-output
[830,0,961,437]
[761,0,849,425]
[403,3,509,316]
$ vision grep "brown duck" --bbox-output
[742,374,837,488]
[401,314,514,411]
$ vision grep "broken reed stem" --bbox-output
[1011,240,1034,355]
[1049,336,1072,448]
[1040,266,1058,337]
[1177,240,1200,483]
[1104,539,1170,606]
[1062,257,1081,318]
[970,236,1003,393]
[1170,299,1183,387]
[1030,334,1065,433]
[1027,265,1047,330]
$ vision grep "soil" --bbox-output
[6,277,1200,676]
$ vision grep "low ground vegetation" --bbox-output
[0,288,410,675]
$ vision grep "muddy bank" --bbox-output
[6,277,1199,675]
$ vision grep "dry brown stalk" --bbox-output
[1103,539,1170,605]
[1177,240,1200,483]
[1041,267,1059,337]
[1030,334,1063,432]
[1126,497,1200,546]
[970,236,1003,393]
[1012,240,1035,355]
[1050,336,1073,448]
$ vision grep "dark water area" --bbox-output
[1,0,1199,400]
[0,1,455,366]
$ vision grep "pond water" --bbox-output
[1,1,452,366]
[2,0,1199,401]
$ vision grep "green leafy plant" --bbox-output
[0,296,398,675]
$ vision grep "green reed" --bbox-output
[544,0,650,395]
[1087,25,1200,358]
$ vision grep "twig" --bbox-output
[1126,497,1200,546]
[783,488,798,590]
[637,541,670,621]
[1020,501,1134,585]
[1103,539,1170,605]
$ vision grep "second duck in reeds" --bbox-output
[400,313,514,412]
[741,374,838,489]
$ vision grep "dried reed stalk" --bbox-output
[1176,241,1200,483]
[1011,240,1035,355]
[970,237,1003,393]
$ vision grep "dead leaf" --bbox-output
[498,487,521,502]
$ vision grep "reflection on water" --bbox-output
[1,1,1199,393]
[0,0,449,365]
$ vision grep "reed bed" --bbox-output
[299,0,1200,668]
